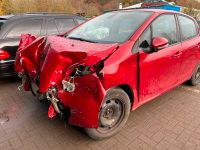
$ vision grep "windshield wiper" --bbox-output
[68,37,98,43]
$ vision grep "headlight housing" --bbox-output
[68,61,104,78]
[62,62,104,92]
[69,64,91,77]
[62,64,91,92]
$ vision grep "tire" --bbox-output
[188,63,200,86]
[85,88,131,140]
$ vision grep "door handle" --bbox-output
[173,51,182,58]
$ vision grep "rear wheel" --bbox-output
[85,88,131,140]
[188,63,200,86]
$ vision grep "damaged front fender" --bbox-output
[58,74,106,128]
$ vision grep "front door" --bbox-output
[139,14,182,103]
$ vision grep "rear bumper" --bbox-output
[0,60,17,78]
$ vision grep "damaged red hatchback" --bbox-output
[15,9,200,140]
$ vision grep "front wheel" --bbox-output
[188,63,200,86]
[85,88,131,140]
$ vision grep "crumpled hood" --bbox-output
[16,35,119,93]
[41,36,119,66]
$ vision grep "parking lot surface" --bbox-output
[1,79,200,150]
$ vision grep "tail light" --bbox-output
[0,50,10,60]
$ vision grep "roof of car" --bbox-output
[108,8,183,14]
[133,8,181,13]
[24,12,81,16]
[0,15,15,20]
[105,8,193,19]
[1,13,86,21]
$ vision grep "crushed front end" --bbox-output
[15,34,119,128]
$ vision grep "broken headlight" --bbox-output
[62,65,92,92]
[70,61,104,77]
[62,62,104,92]
[69,64,92,77]
[62,79,76,92]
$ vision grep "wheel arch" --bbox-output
[116,84,134,108]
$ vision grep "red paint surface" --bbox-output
[15,10,200,128]
[48,104,56,119]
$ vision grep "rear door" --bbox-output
[177,15,200,81]
[139,14,182,102]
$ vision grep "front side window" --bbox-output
[139,27,151,48]
[7,19,42,38]
[178,15,198,41]
[152,15,178,45]
[67,11,153,44]
[133,27,151,53]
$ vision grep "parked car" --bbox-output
[15,9,200,140]
[0,13,86,78]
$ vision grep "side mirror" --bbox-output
[152,37,169,52]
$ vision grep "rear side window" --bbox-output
[47,19,59,35]
[55,18,76,33]
[178,15,198,41]
[152,15,178,45]
[6,19,42,38]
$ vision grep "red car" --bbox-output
[15,9,200,140]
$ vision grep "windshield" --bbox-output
[67,11,153,44]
